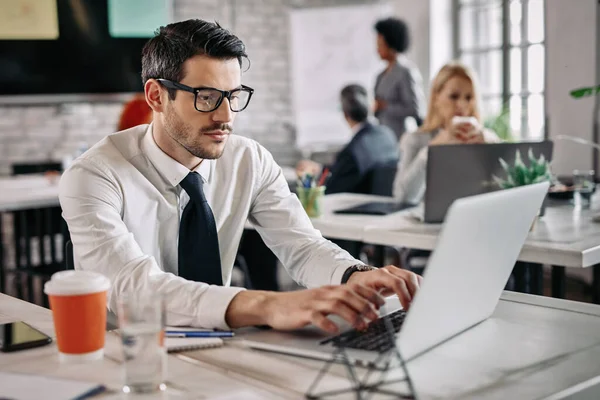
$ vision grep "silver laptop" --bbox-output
[237,182,549,367]
[424,141,553,223]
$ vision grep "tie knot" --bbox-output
[180,172,207,203]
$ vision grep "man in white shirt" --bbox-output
[59,19,421,334]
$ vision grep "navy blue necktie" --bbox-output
[178,172,223,285]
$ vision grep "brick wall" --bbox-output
[0,0,378,175]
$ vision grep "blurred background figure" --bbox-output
[392,61,500,205]
[373,17,426,140]
[297,84,398,196]
[117,93,152,131]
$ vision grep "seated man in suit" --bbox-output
[59,19,420,333]
[297,85,399,258]
[296,84,399,195]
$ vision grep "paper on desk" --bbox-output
[0,372,104,400]
[206,390,269,400]
[165,326,212,331]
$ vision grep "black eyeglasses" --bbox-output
[157,79,254,113]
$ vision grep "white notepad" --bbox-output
[165,336,223,353]
[0,372,105,400]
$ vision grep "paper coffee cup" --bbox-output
[452,116,479,127]
[44,270,110,362]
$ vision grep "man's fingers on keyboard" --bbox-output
[311,311,338,334]
[352,284,386,307]
[336,286,380,321]
[390,278,412,309]
[319,300,367,330]
[382,266,420,300]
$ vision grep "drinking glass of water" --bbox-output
[118,292,166,394]
[572,169,596,209]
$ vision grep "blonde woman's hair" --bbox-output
[420,61,481,132]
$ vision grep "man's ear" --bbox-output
[145,79,166,113]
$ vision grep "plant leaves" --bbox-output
[499,157,510,173]
[514,163,527,186]
[514,150,525,170]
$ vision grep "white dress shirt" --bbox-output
[59,124,360,329]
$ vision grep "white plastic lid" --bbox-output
[44,270,110,296]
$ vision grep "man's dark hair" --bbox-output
[340,84,369,123]
[374,18,410,53]
[141,19,248,99]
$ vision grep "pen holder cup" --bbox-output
[297,186,326,218]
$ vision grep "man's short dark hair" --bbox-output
[340,84,369,123]
[141,19,248,99]
[374,18,410,53]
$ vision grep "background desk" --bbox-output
[3,292,600,399]
[0,175,60,212]
[314,193,600,300]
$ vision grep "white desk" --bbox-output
[0,175,60,212]
[315,193,600,269]
[3,292,600,399]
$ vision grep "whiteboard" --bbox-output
[289,3,392,150]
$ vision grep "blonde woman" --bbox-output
[392,62,500,203]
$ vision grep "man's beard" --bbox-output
[165,107,233,160]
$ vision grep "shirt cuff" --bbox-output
[194,286,246,330]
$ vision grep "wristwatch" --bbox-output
[341,264,377,284]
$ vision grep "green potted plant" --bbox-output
[484,106,515,142]
[492,148,552,220]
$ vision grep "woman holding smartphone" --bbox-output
[392,61,500,204]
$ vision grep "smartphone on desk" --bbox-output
[0,321,52,352]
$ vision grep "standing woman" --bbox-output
[374,18,426,140]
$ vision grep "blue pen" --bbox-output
[305,173,313,188]
[165,330,235,338]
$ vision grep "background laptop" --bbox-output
[424,141,553,223]
[238,182,549,366]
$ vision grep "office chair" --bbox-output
[366,161,398,197]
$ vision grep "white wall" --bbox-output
[393,0,455,98]
[393,0,432,94]
[545,0,599,177]
[0,0,441,175]
[429,0,454,82]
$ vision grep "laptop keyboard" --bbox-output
[320,309,407,353]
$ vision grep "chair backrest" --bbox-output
[366,161,398,197]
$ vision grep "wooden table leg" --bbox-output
[551,266,566,299]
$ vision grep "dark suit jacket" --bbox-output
[325,122,399,195]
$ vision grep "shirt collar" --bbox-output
[142,123,212,187]
[351,122,366,136]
